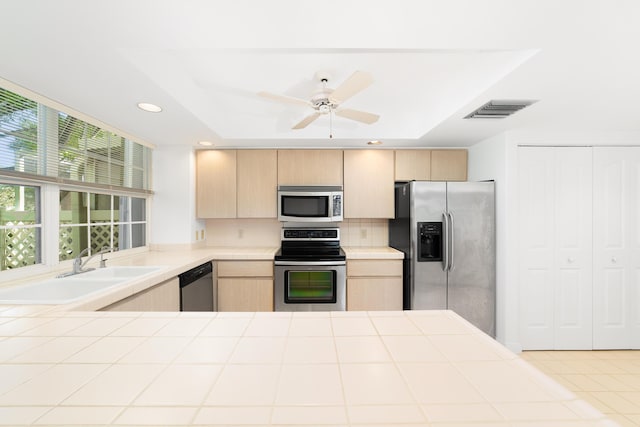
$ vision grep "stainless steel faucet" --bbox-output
[56,246,114,278]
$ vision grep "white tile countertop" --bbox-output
[0,309,619,426]
[1,246,402,313]
[341,246,404,259]
[0,247,279,313]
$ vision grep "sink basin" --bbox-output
[0,266,164,305]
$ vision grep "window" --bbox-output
[0,85,151,274]
[0,183,41,271]
[59,191,147,260]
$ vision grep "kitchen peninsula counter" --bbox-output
[0,309,614,426]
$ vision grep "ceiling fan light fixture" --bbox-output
[318,103,332,114]
[258,70,378,130]
[137,102,162,113]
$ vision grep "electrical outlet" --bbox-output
[195,230,199,241]
[200,230,205,240]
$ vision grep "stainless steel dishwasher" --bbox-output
[179,261,215,311]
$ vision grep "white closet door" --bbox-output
[519,147,593,349]
[553,148,593,348]
[593,147,640,349]
[519,147,556,349]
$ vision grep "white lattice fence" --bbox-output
[1,222,38,270]
[59,226,76,261]
[91,224,117,252]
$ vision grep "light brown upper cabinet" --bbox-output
[237,150,277,218]
[196,149,278,219]
[343,150,395,218]
[395,149,467,181]
[394,150,431,181]
[277,150,343,185]
[430,149,468,181]
[196,150,237,218]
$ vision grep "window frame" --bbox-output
[0,83,152,280]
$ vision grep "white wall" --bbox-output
[150,145,205,247]
[468,132,521,350]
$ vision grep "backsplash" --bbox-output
[204,218,389,247]
[339,219,388,247]
[205,219,281,247]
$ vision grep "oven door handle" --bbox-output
[274,261,346,266]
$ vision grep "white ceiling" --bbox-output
[1,0,639,149]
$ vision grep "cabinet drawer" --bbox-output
[217,260,273,277]
[347,259,402,277]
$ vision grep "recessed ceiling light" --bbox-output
[367,140,383,145]
[198,141,214,147]
[137,102,162,113]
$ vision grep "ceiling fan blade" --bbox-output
[329,71,374,103]
[258,91,311,108]
[292,112,321,129]
[335,108,379,124]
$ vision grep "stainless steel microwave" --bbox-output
[277,186,343,222]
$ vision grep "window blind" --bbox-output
[0,87,151,193]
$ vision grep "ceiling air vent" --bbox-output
[464,99,537,119]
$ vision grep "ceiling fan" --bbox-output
[258,71,379,130]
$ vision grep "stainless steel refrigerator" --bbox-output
[389,181,496,337]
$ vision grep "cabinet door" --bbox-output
[593,147,640,349]
[431,149,467,181]
[277,150,343,185]
[217,278,273,311]
[237,150,277,218]
[196,150,237,218]
[100,278,180,311]
[518,147,593,350]
[395,150,431,181]
[343,150,394,218]
[347,277,403,311]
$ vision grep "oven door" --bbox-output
[274,261,346,311]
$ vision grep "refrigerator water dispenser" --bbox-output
[417,222,442,261]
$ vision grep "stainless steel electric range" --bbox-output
[274,227,346,311]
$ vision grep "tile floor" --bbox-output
[521,350,640,427]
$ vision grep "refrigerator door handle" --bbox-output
[447,212,454,271]
[442,212,449,271]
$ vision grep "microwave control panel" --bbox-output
[332,195,342,217]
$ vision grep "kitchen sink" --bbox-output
[0,266,164,305]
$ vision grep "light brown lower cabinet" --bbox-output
[216,261,273,312]
[347,259,403,311]
[100,277,180,311]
